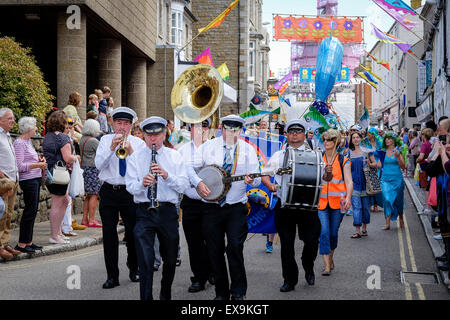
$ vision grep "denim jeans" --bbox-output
[318,206,344,255]
[351,195,371,227]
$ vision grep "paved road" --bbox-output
[0,191,448,301]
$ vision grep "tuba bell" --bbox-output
[171,64,223,132]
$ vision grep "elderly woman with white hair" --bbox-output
[80,119,102,228]
[13,117,48,254]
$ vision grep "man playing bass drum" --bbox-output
[261,119,321,291]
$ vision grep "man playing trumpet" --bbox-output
[95,107,145,289]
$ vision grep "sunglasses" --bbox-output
[324,137,337,142]
[288,129,304,134]
[223,124,242,132]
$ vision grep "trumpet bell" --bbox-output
[115,148,128,159]
[171,64,223,124]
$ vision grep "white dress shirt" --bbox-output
[264,143,307,200]
[125,145,189,204]
[196,137,261,205]
[0,127,18,182]
[94,134,146,185]
[178,141,203,200]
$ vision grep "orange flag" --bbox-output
[198,0,239,34]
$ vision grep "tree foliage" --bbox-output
[0,36,54,133]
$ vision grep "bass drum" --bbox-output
[280,148,323,210]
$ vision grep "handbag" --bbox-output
[363,155,381,195]
[52,160,70,185]
[428,177,437,207]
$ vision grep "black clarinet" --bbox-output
[148,144,159,209]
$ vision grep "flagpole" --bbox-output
[176,32,203,59]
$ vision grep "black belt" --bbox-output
[103,182,127,191]
[138,202,175,209]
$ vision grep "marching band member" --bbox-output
[125,116,189,300]
[261,120,321,291]
[196,114,261,301]
[94,107,145,289]
[178,119,214,293]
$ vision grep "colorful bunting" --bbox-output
[366,51,390,70]
[193,47,214,67]
[217,62,230,80]
[273,72,292,90]
[373,0,418,31]
[358,72,378,89]
[371,23,412,53]
[373,0,417,16]
[360,64,382,81]
[198,0,239,34]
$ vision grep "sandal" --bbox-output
[321,269,331,276]
[351,233,361,239]
[62,231,78,237]
[361,230,368,236]
[87,220,103,228]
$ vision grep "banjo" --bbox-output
[196,165,291,202]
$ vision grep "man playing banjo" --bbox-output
[195,114,261,301]
[261,119,322,291]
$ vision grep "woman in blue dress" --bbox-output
[380,132,407,230]
[348,132,379,238]
[361,128,384,212]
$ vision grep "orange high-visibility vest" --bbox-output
[318,154,349,210]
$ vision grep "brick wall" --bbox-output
[147,46,175,120]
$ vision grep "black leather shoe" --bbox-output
[214,296,227,301]
[280,283,295,292]
[231,295,244,300]
[29,243,43,251]
[188,281,205,293]
[208,274,216,286]
[436,253,448,262]
[129,270,140,282]
[102,279,120,289]
[153,265,160,271]
[305,273,315,286]
[14,245,35,254]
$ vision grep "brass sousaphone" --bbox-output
[171,64,223,131]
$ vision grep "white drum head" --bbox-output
[197,166,226,201]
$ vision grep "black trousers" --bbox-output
[274,202,321,286]
[181,196,212,285]
[134,202,179,301]
[18,178,41,244]
[99,183,138,281]
[202,202,248,299]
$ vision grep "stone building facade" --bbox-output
[191,0,270,115]
[0,0,158,121]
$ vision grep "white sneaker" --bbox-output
[433,234,443,240]
[49,237,70,244]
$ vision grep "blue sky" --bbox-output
[262,0,396,75]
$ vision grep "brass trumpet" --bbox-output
[115,133,129,159]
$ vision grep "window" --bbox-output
[171,10,183,46]
[249,41,255,79]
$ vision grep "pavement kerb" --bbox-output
[404,177,449,285]
[0,225,125,263]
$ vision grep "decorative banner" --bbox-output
[296,92,337,102]
[217,62,230,80]
[372,0,418,31]
[273,71,292,90]
[242,135,284,234]
[371,23,412,53]
[193,47,214,66]
[273,15,363,43]
[299,67,349,83]
[198,0,240,34]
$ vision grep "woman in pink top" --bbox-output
[13,117,48,254]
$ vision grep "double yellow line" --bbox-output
[397,215,426,300]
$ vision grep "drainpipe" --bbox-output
[237,0,241,114]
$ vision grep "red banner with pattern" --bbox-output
[273,15,363,43]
